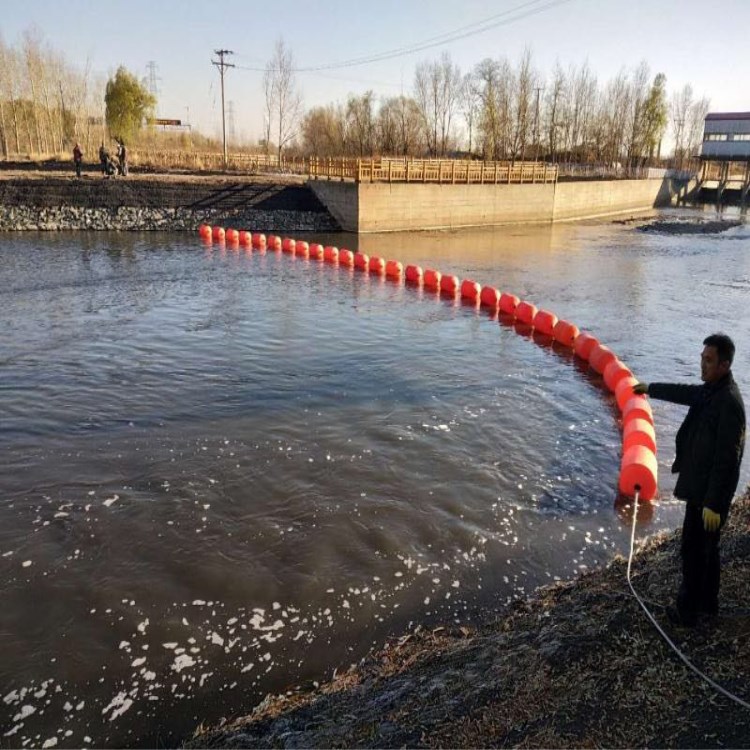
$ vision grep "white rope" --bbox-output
[627,487,750,709]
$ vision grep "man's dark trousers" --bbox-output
[678,503,721,620]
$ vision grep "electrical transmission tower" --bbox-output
[212,49,235,168]
[146,61,161,114]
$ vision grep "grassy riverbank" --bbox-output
[189,489,750,749]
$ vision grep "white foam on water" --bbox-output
[102,495,119,508]
[13,705,36,721]
[171,654,195,673]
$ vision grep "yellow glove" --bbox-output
[703,507,721,532]
[633,382,649,395]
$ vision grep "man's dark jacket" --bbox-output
[649,373,745,516]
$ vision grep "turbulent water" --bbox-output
[1,210,748,747]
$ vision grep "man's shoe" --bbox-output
[666,605,697,628]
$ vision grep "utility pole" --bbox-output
[212,49,235,169]
[533,86,544,163]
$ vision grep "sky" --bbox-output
[3,0,749,144]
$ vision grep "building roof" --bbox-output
[705,112,750,121]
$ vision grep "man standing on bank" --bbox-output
[633,333,745,627]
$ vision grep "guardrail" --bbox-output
[309,157,558,184]
[128,151,558,184]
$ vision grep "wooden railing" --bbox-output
[309,157,558,184]
[129,150,558,184]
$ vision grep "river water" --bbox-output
[1,210,748,748]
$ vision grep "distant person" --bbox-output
[116,138,128,176]
[99,143,109,175]
[98,144,117,178]
[73,143,83,178]
[633,333,745,627]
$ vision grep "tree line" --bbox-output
[294,48,709,168]
[0,30,158,159]
[0,29,710,169]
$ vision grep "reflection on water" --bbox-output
[0,213,748,747]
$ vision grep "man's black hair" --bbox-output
[704,333,735,365]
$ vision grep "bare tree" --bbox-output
[262,64,274,156]
[625,61,650,168]
[0,37,12,156]
[510,48,536,161]
[543,62,566,161]
[459,72,481,155]
[414,52,462,156]
[473,57,512,160]
[265,39,302,162]
[346,92,375,156]
[686,95,710,165]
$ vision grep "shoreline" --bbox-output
[0,172,339,233]
[189,489,750,749]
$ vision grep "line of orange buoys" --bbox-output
[197,223,658,502]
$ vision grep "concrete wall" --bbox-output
[308,180,359,232]
[552,178,673,222]
[357,182,555,232]
[310,177,675,233]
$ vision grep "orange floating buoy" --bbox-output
[499,292,520,316]
[238,230,251,245]
[386,259,403,278]
[354,252,369,270]
[212,226,225,241]
[199,224,212,238]
[615,375,639,410]
[423,269,442,290]
[295,240,309,255]
[623,418,657,453]
[252,233,266,247]
[441,274,459,294]
[533,309,558,336]
[619,445,658,500]
[225,228,239,243]
[324,246,339,262]
[339,249,354,266]
[461,279,481,303]
[282,238,295,253]
[589,343,617,374]
[405,264,423,284]
[622,395,654,426]
[516,300,538,326]
[369,256,386,274]
[269,235,282,250]
[480,286,500,309]
[603,359,633,392]
[573,332,599,360]
[309,243,323,260]
[553,319,580,347]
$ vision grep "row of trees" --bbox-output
[0,29,711,168]
[295,49,709,167]
[0,31,157,158]
[0,30,104,157]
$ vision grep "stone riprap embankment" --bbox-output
[0,175,340,232]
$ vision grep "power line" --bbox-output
[235,0,573,73]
